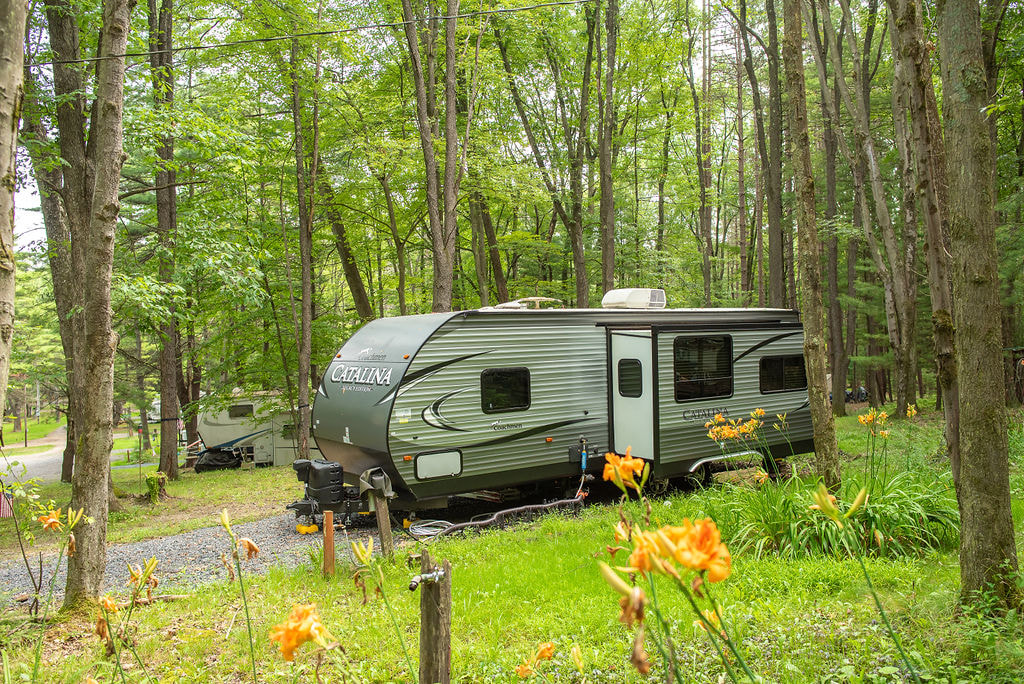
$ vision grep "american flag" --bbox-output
[0,491,12,519]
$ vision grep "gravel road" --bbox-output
[0,514,383,605]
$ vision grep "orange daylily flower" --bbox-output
[535,642,555,660]
[38,509,62,532]
[100,595,118,613]
[603,448,647,490]
[515,659,535,678]
[269,603,334,661]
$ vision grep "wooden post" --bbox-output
[372,492,394,558]
[418,549,451,684]
[322,510,335,576]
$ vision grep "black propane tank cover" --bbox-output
[292,459,312,482]
[308,459,345,489]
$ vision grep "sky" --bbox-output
[15,182,44,250]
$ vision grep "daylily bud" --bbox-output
[571,645,584,674]
[598,561,631,596]
[811,483,843,528]
[220,509,232,534]
[352,537,374,565]
[844,487,868,518]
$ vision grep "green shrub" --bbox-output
[145,471,167,504]
[705,473,958,560]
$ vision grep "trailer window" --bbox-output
[673,336,733,401]
[228,404,254,419]
[759,356,807,393]
[481,367,531,413]
[618,359,643,398]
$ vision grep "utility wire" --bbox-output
[27,0,594,68]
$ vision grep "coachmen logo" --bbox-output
[331,364,393,386]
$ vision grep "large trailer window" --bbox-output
[618,359,643,398]
[481,367,531,413]
[673,336,733,401]
[759,355,807,393]
[228,404,254,419]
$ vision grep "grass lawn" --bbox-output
[0,465,301,552]
[0,416,64,443]
[1,445,52,458]
[4,402,1024,682]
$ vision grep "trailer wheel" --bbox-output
[689,464,713,489]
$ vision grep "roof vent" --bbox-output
[601,288,667,309]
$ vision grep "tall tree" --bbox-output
[812,0,918,417]
[400,0,476,312]
[287,35,314,460]
[782,0,838,489]
[54,0,134,607]
[599,0,618,295]
[886,0,960,475]
[938,0,1018,606]
[0,0,27,429]
[149,0,179,479]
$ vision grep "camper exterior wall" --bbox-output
[388,312,608,498]
[655,327,812,470]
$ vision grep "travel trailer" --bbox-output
[302,289,814,512]
[194,395,319,472]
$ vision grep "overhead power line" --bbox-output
[27,0,593,68]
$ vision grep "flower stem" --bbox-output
[103,605,129,684]
[701,581,758,683]
[854,552,921,683]
[645,573,684,683]
[674,578,741,683]
[379,581,417,683]
[32,541,65,681]
[234,554,259,684]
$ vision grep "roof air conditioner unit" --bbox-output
[601,288,667,309]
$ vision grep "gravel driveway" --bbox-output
[0,514,383,605]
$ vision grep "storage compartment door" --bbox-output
[610,330,654,460]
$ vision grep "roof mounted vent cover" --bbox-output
[601,288,667,309]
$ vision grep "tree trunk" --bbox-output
[938,0,1018,607]
[148,0,179,480]
[134,330,152,453]
[783,0,839,490]
[736,30,749,304]
[0,0,26,428]
[317,164,374,321]
[822,67,847,416]
[887,0,960,475]
[288,38,314,461]
[479,197,508,303]
[599,0,617,295]
[469,193,490,306]
[684,4,713,306]
[813,0,918,418]
[765,0,785,307]
[63,0,132,608]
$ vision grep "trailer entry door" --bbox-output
[610,330,654,461]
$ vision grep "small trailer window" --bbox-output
[618,359,643,398]
[481,367,531,413]
[228,404,254,419]
[673,336,733,401]
[759,356,807,393]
